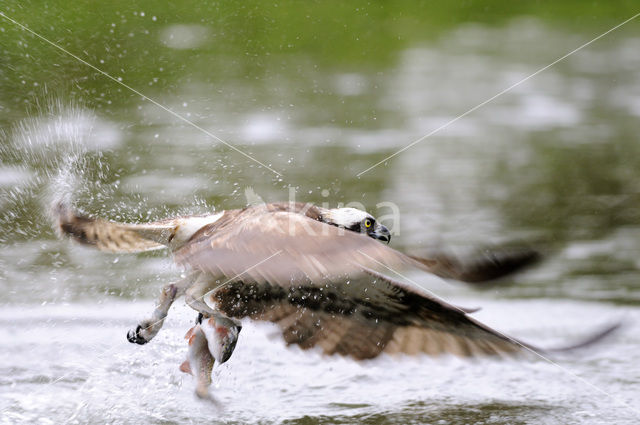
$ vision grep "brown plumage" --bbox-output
[54,201,616,361]
[54,203,172,252]
[172,204,536,286]
[211,275,527,360]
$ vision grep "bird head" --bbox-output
[321,207,391,243]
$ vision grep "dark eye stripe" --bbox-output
[348,223,362,232]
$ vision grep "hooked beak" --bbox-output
[371,223,391,244]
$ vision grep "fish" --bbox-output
[200,315,242,364]
[180,325,216,401]
[179,316,241,401]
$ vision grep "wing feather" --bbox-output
[57,202,537,284]
[176,207,538,285]
[176,209,444,285]
[210,274,527,360]
[409,248,539,283]
[54,203,170,253]
[53,202,223,253]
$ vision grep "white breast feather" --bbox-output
[169,212,224,249]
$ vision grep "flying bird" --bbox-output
[54,201,616,365]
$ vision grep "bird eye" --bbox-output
[364,219,373,228]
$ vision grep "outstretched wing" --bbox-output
[53,202,223,253]
[175,208,419,285]
[175,208,536,285]
[210,271,528,360]
[211,269,619,360]
[409,248,540,283]
[56,202,537,283]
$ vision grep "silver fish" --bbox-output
[179,325,215,400]
[179,317,241,401]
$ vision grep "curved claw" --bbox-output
[127,325,149,345]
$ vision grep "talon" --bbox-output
[127,325,149,345]
[168,284,178,298]
[195,312,212,324]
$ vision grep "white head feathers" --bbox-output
[322,207,374,228]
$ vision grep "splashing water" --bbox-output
[0,99,121,243]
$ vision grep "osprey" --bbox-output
[54,201,616,391]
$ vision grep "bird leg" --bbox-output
[127,272,199,345]
[185,273,221,317]
[185,275,242,330]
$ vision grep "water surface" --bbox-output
[1,4,640,424]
